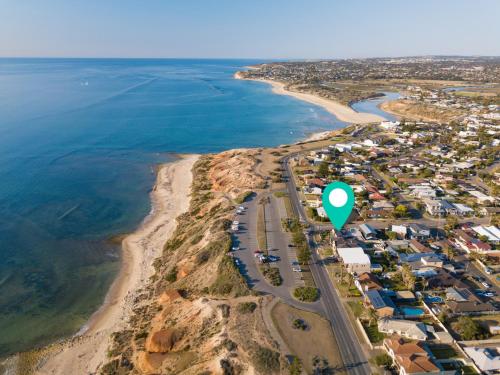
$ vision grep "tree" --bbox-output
[386,230,398,240]
[318,161,330,178]
[393,204,408,218]
[297,245,311,265]
[374,353,392,369]
[454,316,483,340]
[289,357,302,375]
[401,264,416,290]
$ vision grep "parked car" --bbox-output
[231,246,240,251]
[292,267,302,272]
[267,255,280,262]
[482,281,492,289]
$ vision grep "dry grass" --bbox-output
[271,302,344,374]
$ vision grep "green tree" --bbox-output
[289,356,302,375]
[401,264,416,290]
[374,353,393,369]
[318,161,329,178]
[455,316,482,340]
[393,204,408,218]
[386,230,398,240]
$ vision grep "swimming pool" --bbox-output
[424,295,443,303]
[401,307,425,316]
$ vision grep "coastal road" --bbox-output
[282,154,371,374]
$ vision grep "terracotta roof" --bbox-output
[384,337,439,374]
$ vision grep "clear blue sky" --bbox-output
[1,0,499,58]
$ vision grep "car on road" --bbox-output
[292,267,302,272]
[485,267,494,275]
[287,244,295,247]
[231,246,240,251]
[234,259,240,266]
[430,244,441,251]
[267,255,280,262]
[254,250,263,257]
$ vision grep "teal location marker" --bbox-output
[322,181,355,230]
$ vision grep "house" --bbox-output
[424,199,445,216]
[454,229,492,254]
[468,190,496,204]
[464,347,500,373]
[378,319,428,340]
[336,247,371,274]
[395,291,416,302]
[365,290,396,317]
[453,203,474,216]
[304,194,322,208]
[316,207,327,218]
[392,224,408,238]
[409,224,431,240]
[472,225,500,244]
[445,287,496,315]
[384,338,443,375]
[359,223,377,240]
[409,239,433,254]
[355,272,383,294]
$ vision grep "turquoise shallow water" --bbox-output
[0,58,347,355]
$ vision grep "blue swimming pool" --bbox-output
[425,296,443,303]
[401,307,425,316]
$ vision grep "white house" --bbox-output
[336,247,371,274]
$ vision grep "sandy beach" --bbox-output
[235,72,385,124]
[35,154,198,375]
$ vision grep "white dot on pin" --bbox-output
[329,188,348,208]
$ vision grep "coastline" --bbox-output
[35,154,199,375]
[234,72,385,124]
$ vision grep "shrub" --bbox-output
[252,346,280,373]
[293,287,319,302]
[292,318,307,330]
[235,191,253,204]
[237,302,257,314]
[165,266,177,282]
[262,267,282,286]
[374,353,392,368]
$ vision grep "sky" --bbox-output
[1,0,499,59]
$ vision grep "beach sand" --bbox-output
[235,73,385,124]
[36,154,198,375]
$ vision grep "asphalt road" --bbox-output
[283,154,371,375]
[231,193,324,313]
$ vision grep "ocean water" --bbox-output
[351,91,399,121]
[0,58,347,355]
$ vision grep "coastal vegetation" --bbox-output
[99,151,282,374]
[293,287,320,302]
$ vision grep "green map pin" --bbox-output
[322,181,355,230]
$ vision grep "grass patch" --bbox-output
[237,302,257,314]
[209,235,249,297]
[429,345,457,360]
[273,191,288,198]
[257,204,267,250]
[293,287,319,302]
[234,191,253,204]
[283,196,295,218]
[362,321,384,343]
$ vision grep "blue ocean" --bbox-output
[0,58,348,355]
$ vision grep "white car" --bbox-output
[482,281,492,288]
[292,267,302,272]
[231,246,240,251]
